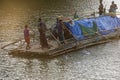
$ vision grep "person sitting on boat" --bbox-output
[98,1,104,15]
[56,18,65,44]
[24,25,31,50]
[109,1,118,13]
[38,18,49,49]
[74,11,79,19]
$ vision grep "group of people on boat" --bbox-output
[98,0,118,16]
[23,0,118,50]
[23,18,49,50]
[23,16,67,50]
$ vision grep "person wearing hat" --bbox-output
[57,15,63,20]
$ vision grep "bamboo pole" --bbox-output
[48,30,61,45]
[1,38,23,49]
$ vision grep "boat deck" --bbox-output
[9,39,77,58]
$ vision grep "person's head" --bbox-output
[25,25,28,28]
[38,18,42,22]
[59,20,63,23]
[112,1,114,4]
[100,0,102,3]
[57,15,63,21]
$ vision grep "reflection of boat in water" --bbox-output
[2,15,120,58]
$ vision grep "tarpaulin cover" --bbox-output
[64,16,120,40]
[64,21,84,40]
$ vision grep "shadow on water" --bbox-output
[8,47,89,60]
[8,51,51,60]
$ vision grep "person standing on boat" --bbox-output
[56,18,65,44]
[38,18,49,49]
[24,25,31,50]
[109,1,118,13]
[98,1,104,15]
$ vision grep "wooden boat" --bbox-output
[2,15,120,58]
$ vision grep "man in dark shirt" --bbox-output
[38,18,49,49]
[56,19,65,44]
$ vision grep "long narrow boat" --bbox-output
[3,15,120,58]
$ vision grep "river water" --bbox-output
[0,0,120,80]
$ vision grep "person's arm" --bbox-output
[44,23,48,31]
[115,4,118,9]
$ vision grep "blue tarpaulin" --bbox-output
[64,21,84,40]
[64,16,120,40]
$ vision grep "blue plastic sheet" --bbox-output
[64,16,120,40]
[64,21,84,40]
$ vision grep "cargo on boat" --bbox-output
[2,15,120,58]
